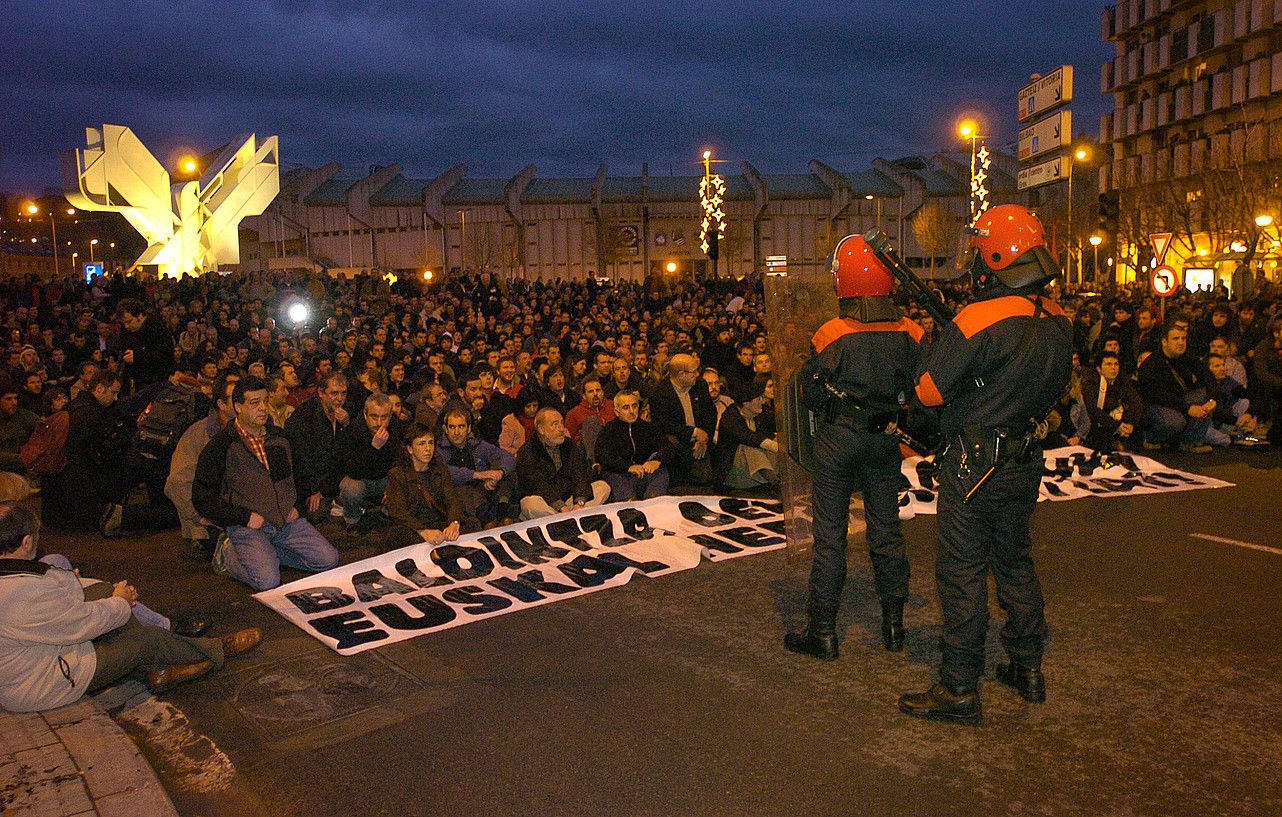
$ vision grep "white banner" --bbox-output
[897,446,1233,517]
[256,496,786,655]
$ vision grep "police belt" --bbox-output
[824,397,897,432]
[953,422,1046,502]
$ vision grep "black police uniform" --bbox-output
[914,284,1072,691]
[799,312,923,633]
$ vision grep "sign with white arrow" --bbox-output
[1017,155,1070,191]
[1018,110,1073,162]
[1018,66,1074,122]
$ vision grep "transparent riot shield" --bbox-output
[763,267,837,555]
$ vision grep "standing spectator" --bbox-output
[118,297,175,390]
[193,376,339,590]
[337,393,402,528]
[515,409,610,519]
[384,422,463,547]
[285,372,349,521]
[595,390,671,501]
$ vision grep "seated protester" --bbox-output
[1253,319,1282,446]
[1136,324,1227,453]
[1043,371,1089,448]
[0,387,39,473]
[515,408,610,520]
[603,357,642,399]
[648,353,717,486]
[0,502,261,711]
[1208,336,1248,390]
[384,422,465,548]
[564,376,614,443]
[724,343,758,402]
[17,372,45,416]
[411,382,450,430]
[337,393,403,528]
[515,391,541,444]
[595,390,672,501]
[437,408,516,527]
[166,374,238,553]
[702,368,734,445]
[712,376,780,490]
[42,370,131,531]
[536,367,579,418]
[1206,352,1256,440]
[1081,351,1143,451]
[193,376,339,591]
[267,371,294,429]
[492,356,522,400]
[284,372,350,522]
[280,360,312,408]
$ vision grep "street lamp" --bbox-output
[957,119,988,224]
[23,203,66,276]
[89,239,98,264]
[1089,234,1103,282]
[1066,146,1093,285]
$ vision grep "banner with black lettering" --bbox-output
[255,496,785,655]
[897,446,1233,517]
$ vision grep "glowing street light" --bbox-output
[1255,214,1274,228]
[25,203,38,216]
[180,157,198,174]
[422,269,434,281]
[89,238,99,263]
[23,202,64,275]
[956,118,988,224]
[1065,145,1094,284]
[287,302,309,324]
[665,261,677,273]
[1089,234,1103,280]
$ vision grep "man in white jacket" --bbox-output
[0,503,259,712]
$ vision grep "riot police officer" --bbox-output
[899,205,1072,725]
[785,235,924,661]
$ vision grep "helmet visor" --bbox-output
[948,224,983,277]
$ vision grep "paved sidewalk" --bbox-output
[0,697,178,817]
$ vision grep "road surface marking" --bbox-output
[1190,533,1282,556]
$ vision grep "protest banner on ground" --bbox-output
[896,446,1233,517]
[257,496,785,655]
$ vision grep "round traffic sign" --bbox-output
[1150,264,1179,297]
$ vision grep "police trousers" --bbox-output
[807,417,908,616]
[936,441,1047,689]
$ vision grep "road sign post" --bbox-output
[1151,263,1178,319]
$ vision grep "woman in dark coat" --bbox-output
[384,421,466,547]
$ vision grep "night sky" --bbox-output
[2,1,1113,192]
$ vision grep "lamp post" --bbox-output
[1089,234,1102,283]
[89,239,98,264]
[957,119,988,225]
[1066,147,1091,285]
[699,149,727,279]
[24,204,75,276]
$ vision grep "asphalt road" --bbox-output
[44,449,1282,817]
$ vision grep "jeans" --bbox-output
[339,476,388,524]
[1144,405,1212,446]
[603,468,669,502]
[223,518,339,591]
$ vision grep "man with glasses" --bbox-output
[647,353,716,486]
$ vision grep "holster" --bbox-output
[953,425,1038,500]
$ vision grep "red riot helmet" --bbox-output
[955,204,1060,290]
[828,234,894,298]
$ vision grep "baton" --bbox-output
[863,229,955,328]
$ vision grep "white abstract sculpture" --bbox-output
[62,124,279,278]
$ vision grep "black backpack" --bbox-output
[135,382,198,461]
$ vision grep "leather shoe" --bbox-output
[881,598,905,652]
[172,616,212,638]
[221,627,261,658]
[146,659,214,693]
[995,662,1046,703]
[898,682,982,725]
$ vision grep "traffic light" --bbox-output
[1097,191,1120,236]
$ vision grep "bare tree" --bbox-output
[912,200,957,277]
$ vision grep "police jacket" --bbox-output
[805,315,925,414]
[915,286,1072,437]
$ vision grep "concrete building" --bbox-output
[1099,0,1282,289]
[239,153,1021,282]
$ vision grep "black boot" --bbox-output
[995,662,1046,703]
[784,606,838,661]
[898,682,982,725]
[880,598,905,652]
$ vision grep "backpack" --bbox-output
[20,410,69,477]
[134,382,198,461]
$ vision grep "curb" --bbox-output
[0,697,178,817]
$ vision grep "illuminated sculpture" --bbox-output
[62,124,279,277]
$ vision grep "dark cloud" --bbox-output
[0,0,1111,190]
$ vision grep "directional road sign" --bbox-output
[1017,156,1070,190]
[1018,110,1072,162]
[765,255,788,276]
[1018,66,1074,122]
[1151,264,1178,297]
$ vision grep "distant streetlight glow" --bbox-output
[957,120,977,139]
[1255,214,1274,228]
[24,203,38,215]
[665,261,677,273]
[422,269,434,281]
[1089,235,1103,246]
[287,302,309,324]
[181,157,198,173]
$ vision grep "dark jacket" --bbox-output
[121,314,174,389]
[284,396,347,501]
[595,417,671,474]
[192,422,299,528]
[42,392,128,529]
[1080,372,1143,448]
[1136,350,1211,413]
[516,435,594,505]
[648,377,717,446]
[712,403,775,479]
[916,289,1073,436]
[338,417,403,481]
[436,434,515,484]
[384,461,460,532]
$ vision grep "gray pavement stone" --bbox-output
[0,742,93,816]
[0,712,57,752]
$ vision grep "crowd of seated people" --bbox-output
[0,268,1275,594]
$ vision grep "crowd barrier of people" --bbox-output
[0,266,1278,711]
